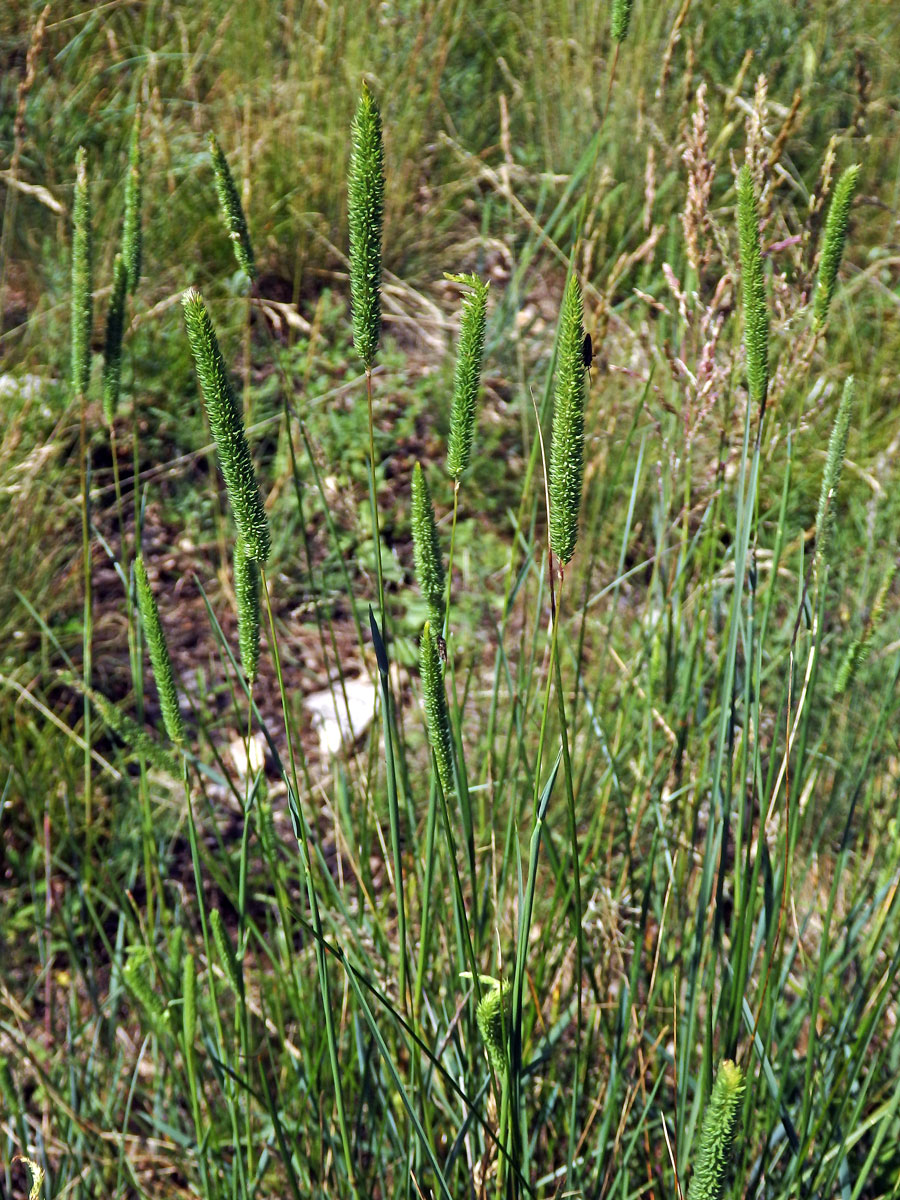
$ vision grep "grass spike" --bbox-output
[209,133,256,280]
[445,273,489,479]
[686,1060,745,1200]
[234,538,261,685]
[122,105,143,293]
[348,83,384,369]
[182,288,271,563]
[210,908,242,997]
[420,620,454,796]
[123,948,169,1034]
[736,163,769,410]
[102,253,128,423]
[611,0,634,42]
[815,375,854,563]
[70,146,93,398]
[411,462,445,630]
[134,555,186,745]
[548,274,586,568]
[474,976,510,1076]
[813,163,860,329]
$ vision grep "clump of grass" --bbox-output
[133,555,185,745]
[348,84,384,370]
[182,288,271,563]
[70,146,93,397]
[548,274,586,570]
[813,163,860,329]
[209,133,256,280]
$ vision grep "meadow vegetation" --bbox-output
[3,2,900,1198]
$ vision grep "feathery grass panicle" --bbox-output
[411,463,445,629]
[122,105,143,293]
[348,84,384,369]
[420,620,454,796]
[548,274,586,568]
[736,163,769,409]
[210,908,242,996]
[815,375,854,563]
[475,977,510,1076]
[686,1060,745,1200]
[209,133,256,280]
[182,288,271,563]
[102,253,128,423]
[134,555,186,745]
[445,273,489,479]
[813,163,860,329]
[70,146,93,397]
[611,0,634,42]
[182,951,197,1048]
[234,538,261,685]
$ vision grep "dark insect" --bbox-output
[437,634,448,663]
[582,331,594,381]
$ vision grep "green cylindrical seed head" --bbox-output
[234,537,261,685]
[122,105,143,293]
[134,555,186,745]
[182,288,271,563]
[611,0,633,42]
[476,978,510,1076]
[348,84,384,369]
[123,948,169,1033]
[210,908,242,997]
[549,275,586,567]
[736,164,769,409]
[102,253,129,424]
[62,671,180,775]
[209,133,256,280]
[411,462,445,630]
[420,620,454,796]
[446,273,489,479]
[813,164,860,329]
[815,375,854,563]
[70,146,93,398]
[182,951,197,1048]
[686,1060,745,1200]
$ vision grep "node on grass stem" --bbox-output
[134,554,186,746]
[548,274,586,569]
[348,83,384,370]
[182,288,271,564]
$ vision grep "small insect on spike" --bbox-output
[209,133,256,280]
[348,84,385,369]
[70,146,93,398]
[686,1060,745,1200]
[548,275,587,569]
[134,555,186,745]
[582,331,594,383]
[182,288,271,564]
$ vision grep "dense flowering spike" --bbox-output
[548,275,586,567]
[209,133,256,280]
[182,288,271,563]
[210,908,242,996]
[348,84,384,369]
[123,948,169,1033]
[234,538,261,685]
[686,1061,745,1200]
[815,375,854,563]
[420,621,454,796]
[446,273,489,479]
[134,555,186,745]
[70,147,93,398]
[736,164,769,410]
[122,106,143,293]
[611,0,633,42]
[102,253,128,423]
[813,164,860,329]
[411,463,445,630]
[475,978,510,1076]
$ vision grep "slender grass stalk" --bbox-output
[133,555,185,745]
[102,253,128,424]
[446,273,489,481]
[736,164,769,413]
[813,164,860,329]
[548,275,586,571]
[210,133,256,280]
[122,105,142,293]
[686,1061,744,1200]
[411,462,445,630]
[182,288,271,563]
